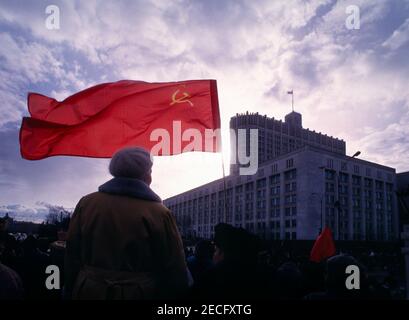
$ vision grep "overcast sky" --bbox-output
[0,0,408,220]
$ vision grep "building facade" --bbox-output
[164,112,398,241]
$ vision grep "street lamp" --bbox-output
[312,192,324,234]
[351,151,361,158]
[318,165,340,240]
[317,166,327,236]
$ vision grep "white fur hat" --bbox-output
[109,146,153,179]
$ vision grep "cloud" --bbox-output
[0,29,96,128]
[353,101,409,171]
[0,0,408,220]
[0,32,59,83]
[382,18,409,50]
[0,204,48,223]
[0,202,73,223]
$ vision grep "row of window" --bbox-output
[249,122,344,147]
[176,205,297,223]
[325,159,393,181]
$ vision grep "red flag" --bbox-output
[310,227,336,263]
[20,80,221,160]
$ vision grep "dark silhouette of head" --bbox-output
[275,261,303,299]
[0,217,6,233]
[22,235,38,253]
[325,254,366,298]
[194,240,215,261]
[213,223,259,265]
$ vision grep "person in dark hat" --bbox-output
[212,223,259,265]
[272,261,304,299]
[190,223,263,299]
[305,254,369,300]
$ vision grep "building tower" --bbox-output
[230,111,346,175]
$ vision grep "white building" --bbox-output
[164,112,398,241]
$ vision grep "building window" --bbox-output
[365,168,372,177]
[352,175,361,186]
[364,178,372,188]
[286,158,294,168]
[270,207,280,218]
[257,178,267,189]
[257,189,266,198]
[284,169,297,180]
[326,182,335,192]
[285,195,296,205]
[285,182,296,193]
[326,159,334,169]
[339,172,349,183]
[365,200,372,209]
[325,170,335,180]
[341,162,348,171]
[271,197,280,207]
[269,174,280,185]
[326,194,335,205]
[245,182,254,191]
[272,163,278,173]
[271,185,280,196]
[289,139,295,150]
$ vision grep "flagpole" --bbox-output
[216,126,228,225]
[292,91,294,112]
[288,90,294,112]
[221,154,228,224]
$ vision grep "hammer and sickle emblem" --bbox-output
[170,86,194,107]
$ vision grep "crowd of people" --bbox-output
[0,147,406,300]
[0,221,406,300]
[184,230,406,300]
[0,221,65,300]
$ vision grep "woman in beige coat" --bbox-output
[64,147,188,300]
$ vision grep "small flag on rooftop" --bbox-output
[287,90,294,112]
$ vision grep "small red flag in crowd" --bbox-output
[20,80,221,160]
[310,227,336,263]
